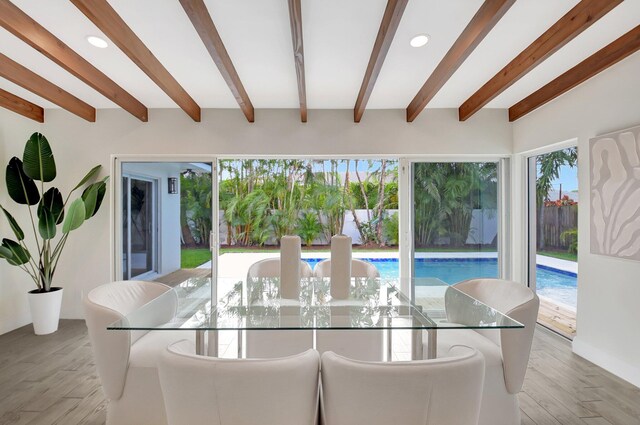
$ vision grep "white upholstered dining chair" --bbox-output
[314,258,384,361]
[245,258,314,358]
[159,341,320,425]
[84,280,188,425]
[428,278,540,425]
[320,346,485,425]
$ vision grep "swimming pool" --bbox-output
[304,258,577,308]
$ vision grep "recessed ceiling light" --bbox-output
[410,34,430,48]
[86,35,108,49]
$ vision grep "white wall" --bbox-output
[0,108,511,333]
[512,52,640,387]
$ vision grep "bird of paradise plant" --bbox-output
[0,132,108,292]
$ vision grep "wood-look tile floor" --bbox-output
[0,320,638,425]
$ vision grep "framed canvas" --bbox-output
[590,124,640,261]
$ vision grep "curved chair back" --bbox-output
[83,280,177,400]
[321,347,484,425]
[313,259,380,279]
[246,258,313,279]
[314,259,382,360]
[159,341,320,425]
[445,278,539,394]
[245,258,314,358]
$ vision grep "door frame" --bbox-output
[516,138,578,289]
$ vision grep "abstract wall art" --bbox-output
[590,124,640,261]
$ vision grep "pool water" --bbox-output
[304,258,577,308]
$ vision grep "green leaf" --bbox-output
[81,183,99,219]
[62,198,85,234]
[0,205,24,241]
[0,245,13,261]
[81,177,108,218]
[38,188,64,224]
[22,133,56,182]
[1,239,30,266]
[93,177,109,217]
[6,157,40,205]
[38,206,56,240]
[72,165,101,191]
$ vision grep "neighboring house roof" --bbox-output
[548,189,579,202]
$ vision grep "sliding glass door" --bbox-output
[122,176,157,279]
[408,160,503,299]
[527,148,578,339]
[116,160,217,289]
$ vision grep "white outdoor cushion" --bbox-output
[320,346,484,425]
[159,341,320,425]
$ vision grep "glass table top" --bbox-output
[108,277,524,331]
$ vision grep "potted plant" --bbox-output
[0,132,108,335]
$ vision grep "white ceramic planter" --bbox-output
[27,287,63,335]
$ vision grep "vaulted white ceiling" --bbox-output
[1,0,639,113]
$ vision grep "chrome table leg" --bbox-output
[427,329,437,359]
[412,328,423,360]
[195,329,206,356]
[208,330,218,357]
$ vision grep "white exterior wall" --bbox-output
[512,52,640,387]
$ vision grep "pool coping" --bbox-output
[207,251,577,273]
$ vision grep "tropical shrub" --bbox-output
[297,212,322,247]
[181,172,212,246]
[560,228,578,254]
[382,213,399,245]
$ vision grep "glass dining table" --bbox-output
[108,276,523,360]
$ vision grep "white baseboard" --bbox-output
[573,336,640,388]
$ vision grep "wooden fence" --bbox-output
[537,205,578,250]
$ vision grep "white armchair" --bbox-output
[245,258,314,358]
[429,278,540,425]
[314,259,384,361]
[320,346,485,425]
[159,341,320,425]
[83,280,188,425]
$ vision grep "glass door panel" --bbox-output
[122,176,129,277]
[129,178,155,278]
[527,148,578,339]
[411,162,500,294]
[117,161,217,290]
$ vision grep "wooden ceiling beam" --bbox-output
[0,87,44,123]
[509,25,640,122]
[71,0,201,122]
[354,0,408,123]
[406,0,515,122]
[288,0,307,122]
[0,0,146,121]
[0,53,95,122]
[180,0,254,122]
[459,0,622,121]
